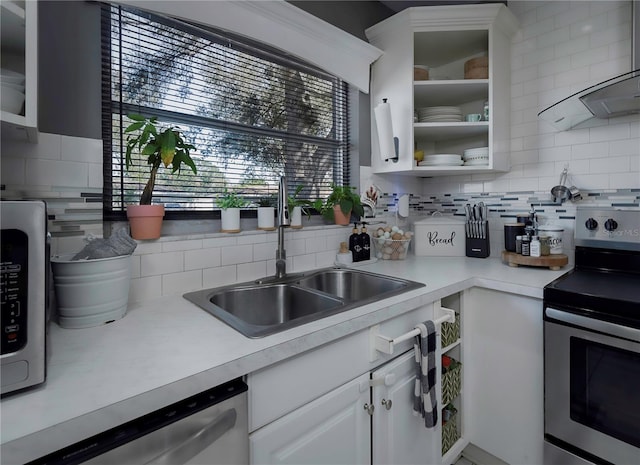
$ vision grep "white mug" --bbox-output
[465,114,482,122]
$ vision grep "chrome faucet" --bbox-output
[275,176,290,279]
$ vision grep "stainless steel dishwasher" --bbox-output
[29,378,248,465]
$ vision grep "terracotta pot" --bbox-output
[126,204,164,240]
[333,205,351,226]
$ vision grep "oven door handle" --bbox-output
[545,307,640,342]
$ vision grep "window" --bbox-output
[101,4,351,219]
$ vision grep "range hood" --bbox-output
[538,1,639,131]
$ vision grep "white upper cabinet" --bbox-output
[366,4,518,176]
[1,0,37,141]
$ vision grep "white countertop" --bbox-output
[0,256,569,463]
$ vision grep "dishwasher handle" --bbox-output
[145,408,237,465]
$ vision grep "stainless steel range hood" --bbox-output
[538,1,639,131]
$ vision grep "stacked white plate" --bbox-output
[463,147,489,166]
[417,106,462,123]
[419,153,463,166]
[1,69,26,114]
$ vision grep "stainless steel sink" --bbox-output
[295,268,408,302]
[184,267,424,338]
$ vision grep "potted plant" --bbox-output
[124,114,197,239]
[217,189,248,233]
[256,194,276,231]
[287,184,312,229]
[312,184,364,226]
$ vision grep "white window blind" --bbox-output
[102,4,351,218]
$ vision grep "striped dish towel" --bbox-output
[413,320,438,428]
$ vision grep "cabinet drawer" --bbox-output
[248,330,370,432]
[248,303,435,432]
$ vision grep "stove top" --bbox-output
[544,207,640,327]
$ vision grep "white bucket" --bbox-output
[538,225,564,254]
[51,254,132,329]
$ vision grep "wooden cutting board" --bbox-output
[501,250,568,270]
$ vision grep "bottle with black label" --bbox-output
[349,223,362,262]
[359,223,371,261]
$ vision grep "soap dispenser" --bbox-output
[349,223,362,262]
[359,222,371,261]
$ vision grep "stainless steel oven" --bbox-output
[543,207,640,465]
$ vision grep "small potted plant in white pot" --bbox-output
[256,194,276,231]
[124,114,197,239]
[287,184,312,229]
[217,189,248,233]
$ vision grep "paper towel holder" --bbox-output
[380,98,399,163]
[387,137,399,163]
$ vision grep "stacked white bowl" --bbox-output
[463,147,489,166]
[1,69,26,114]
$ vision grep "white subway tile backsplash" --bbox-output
[590,156,630,174]
[26,159,89,188]
[0,157,25,186]
[203,265,237,288]
[571,45,608,68]
[571,141,609,159]
[286,238,307,256]
[185,247,221,271]
[60,136,103,163]
[589,123,630,143]
[539,146,571,163]
[162,238,203,252]
[522,15,554,40]
[203,236,237,248]
[237,261,267,282]
[162,270,203,296]
[253,241,277,261]
[221,245,253,265]
[305,235,327,253]
[292,253,317,272]
[609,172,640,188]
[88,163,103,189]
[141,251,184,277]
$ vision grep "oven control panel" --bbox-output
[575,208,640,250]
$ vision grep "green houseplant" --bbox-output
[217,189,248,233]
[312,184,364,225]
[123,114,197,239]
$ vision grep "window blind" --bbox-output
[101,3,350,218]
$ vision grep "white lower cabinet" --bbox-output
[464,287,544,465]
[372,350,438,465]
[249,302,440,465]
[250,373,371,464]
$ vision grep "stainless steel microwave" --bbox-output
[1,200,49,396]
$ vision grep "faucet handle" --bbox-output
[278,176,290,226]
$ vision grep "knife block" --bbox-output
[466,229,490,258]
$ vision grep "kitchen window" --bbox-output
[101,4,350,219]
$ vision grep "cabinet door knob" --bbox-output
[381,398,392,410]
[363,403,375,415]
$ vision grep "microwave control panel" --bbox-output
[1,229,29,354]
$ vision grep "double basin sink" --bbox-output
[184,267,424,338]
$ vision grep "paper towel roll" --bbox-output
[398,194,409,217]
[374,99,396,162]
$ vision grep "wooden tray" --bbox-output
[501,250,568,270]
